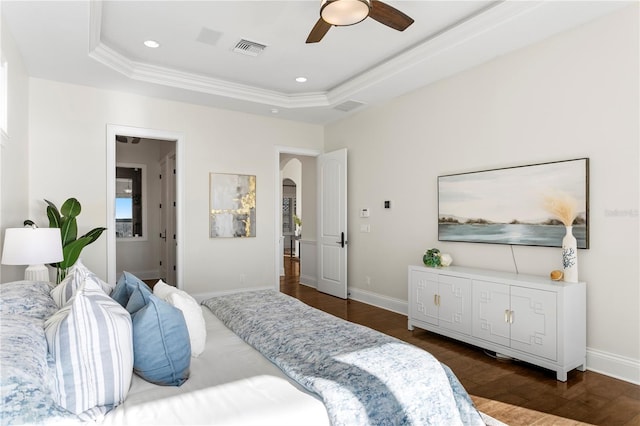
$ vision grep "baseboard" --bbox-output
[192,285,273,303]
[299,273,317,287]
[587,347,640,385]
[348,287,408,316]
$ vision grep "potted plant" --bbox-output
[25,198,106,283]
[293,214,302,237]
[423,248,442,267]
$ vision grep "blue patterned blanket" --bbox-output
[203,290,484,426]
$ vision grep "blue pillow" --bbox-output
[131,294,191,386]
[111,271,152,313]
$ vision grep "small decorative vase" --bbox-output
[562,226,578,282]
[440,253,453,267]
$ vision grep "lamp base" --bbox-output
[24,264,51,282]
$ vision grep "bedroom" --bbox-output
[0,0,638,424]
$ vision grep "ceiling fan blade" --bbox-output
[369,0,414,32]
[306,18,332,43]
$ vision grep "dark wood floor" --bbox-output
[280,257,640,426]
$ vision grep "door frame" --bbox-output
[273,146,321,289]
[106,124,185,288]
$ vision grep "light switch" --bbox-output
[360,224,370,233]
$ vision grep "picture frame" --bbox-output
[438,158,589,248]
[209,173,256,238]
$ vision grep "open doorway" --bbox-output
[282,177,299,249]
[114,136,176,286]
[106,125,184,288]
[275,147,349,299]
[277,149,319,287]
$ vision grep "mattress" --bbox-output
[101,307,330,426]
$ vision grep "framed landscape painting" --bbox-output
[438,158,589,248]
[209,173,256,238]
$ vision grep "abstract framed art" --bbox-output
[438,158,589,248]
[209,173,256,238]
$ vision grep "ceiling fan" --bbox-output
[116,135,140,144]
[306,0,414,44]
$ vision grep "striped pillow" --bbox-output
[51,260,114,308]
[44,279,133,419]
[72,259,115,295]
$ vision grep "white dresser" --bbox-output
[408,265,586,381]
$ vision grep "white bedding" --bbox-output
[101,307,330,426]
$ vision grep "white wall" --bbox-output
[325,5,639,382]
[0,15,30,282]
[27,79,324,295]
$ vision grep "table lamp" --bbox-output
[1,227,63,281]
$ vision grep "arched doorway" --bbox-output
[282,177,298,259]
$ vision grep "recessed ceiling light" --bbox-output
[295,77,307,83]
[144,40,160,49]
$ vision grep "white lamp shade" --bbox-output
[321,0,371,26]
[1,227,64,265]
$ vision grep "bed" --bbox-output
[0,272,487,426]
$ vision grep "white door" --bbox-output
[159,157,168,282]
[166,154,177,286]
[159,153,177,286]
[317,149,347,299]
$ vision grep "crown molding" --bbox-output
[87,2,517,110]
[326,1,542,102]
[87,1,623,112]
[89,42,330,108]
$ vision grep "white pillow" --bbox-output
[45,279,133,419]
[51,259,114,308]
[153,280,206,357]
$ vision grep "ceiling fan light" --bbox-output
[321,0,371,26]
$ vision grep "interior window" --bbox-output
[116,166,144,238]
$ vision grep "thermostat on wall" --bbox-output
[360,208,370,218]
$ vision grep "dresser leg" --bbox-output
[556,370,568,381]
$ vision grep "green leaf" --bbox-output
[81,227,107,244]
[60,217,78,247]
[61,198,81,219]
[58,237,92,269]
[40,197,105,280]
[45,200,62,228]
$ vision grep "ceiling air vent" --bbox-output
[196,27,222,47]
[334,100,365,112]
[233,39,267,57]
